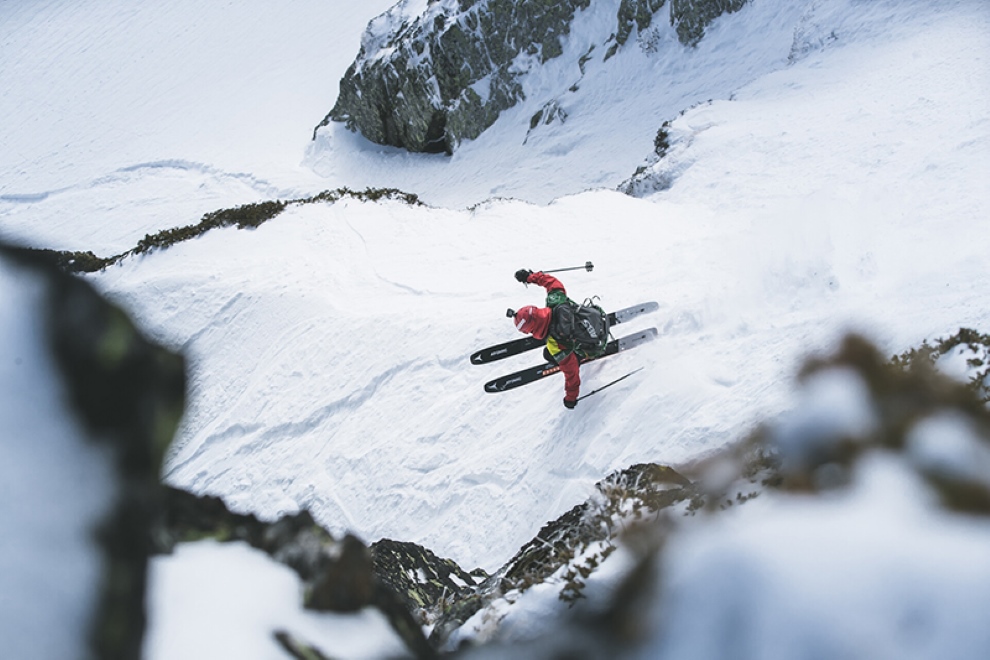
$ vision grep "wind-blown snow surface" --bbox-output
[1,0,989,655]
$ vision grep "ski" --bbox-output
[470,301,659,365]
[484,328,658,393]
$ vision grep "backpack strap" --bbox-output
[545,288,569,308]
[547,304,577,359]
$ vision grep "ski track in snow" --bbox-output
[0,159,289,203]
[170,354,431,482]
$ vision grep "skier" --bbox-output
[510,268,582,409]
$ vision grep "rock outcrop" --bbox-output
[670,0,749,45]
[372,538,488,622]
[319,0,751,154]
[429,462,699,648]
[322,0,592,155]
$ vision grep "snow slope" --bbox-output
[1,0,989,656]
[3,0,988,570]
[0,0,398,252]
[76,0,990,572]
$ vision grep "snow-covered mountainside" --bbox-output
[1,0,989,657]
[307,0,830,204]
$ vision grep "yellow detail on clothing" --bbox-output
[546,336,564,357]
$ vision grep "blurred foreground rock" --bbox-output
[0,243,185,660]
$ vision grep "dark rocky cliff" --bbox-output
[319,0,750,154]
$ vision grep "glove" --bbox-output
[515,268,533,283]
[563,398,577,409]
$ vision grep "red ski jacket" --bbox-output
[522,272,581,403]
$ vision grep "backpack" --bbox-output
[549,298,610,359]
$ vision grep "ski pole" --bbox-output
[576,367,643,402]
[543,261,594,274]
